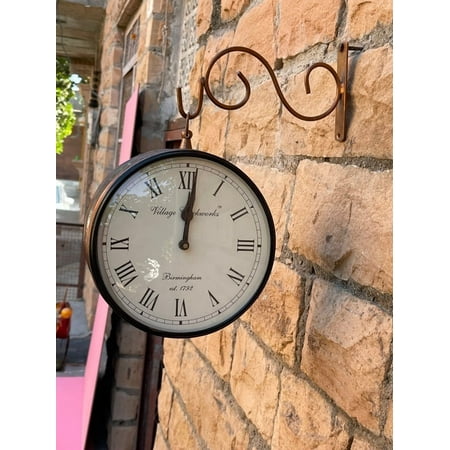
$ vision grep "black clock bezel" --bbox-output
[84,149,276,338]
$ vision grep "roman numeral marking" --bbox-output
[109,237,130,250]
[139,288,159,310]
[178,170,197,190]
[114,260,138,287]
[208,290,220,307]
[230,207,249,221]
[237,239,255,252]
[227,267,245,286]
[119,204,138,219]
[213,180,225,197]
[175,298,187,317]
[144,177,163,198]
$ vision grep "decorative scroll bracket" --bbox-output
[177,42,362,144]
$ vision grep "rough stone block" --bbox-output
[100,86,120,109]
[144,52,164,84]
[350,437,379,450]
[225,80,280,158]
[197,0,213,37]
[117,320,147,355]
[101,65,122,89]
[145,17,164,48]
[175,341,251,448]
[102,29,123,55]
[108,424,137,450]
[115,356,145,390]
[288,160,392,293]
[99,107,119,127]
[198,30,234,90]
[98,127,118,152]
[197,104,228,155]
[344,0,393,39]
[189,45,205,100]
[190,326,234,381]
[111,45,124,67]
[384,398,393,440]
[276,0,341,59]
[221,0,250,22]
[230,0,276,77]
[162,337,185,382]
[272,369,350,449]
[111,389,140,421]
[149,0,171,15]
[166,397,202,449]
[301,279,393,433]
[241,261,302,366]
[152,426,170,450]
[157,371,174,437]
[345,46,393,159]
[230,326,280,441]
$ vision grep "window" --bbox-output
[118,16,140,144]
[124,19,140,71]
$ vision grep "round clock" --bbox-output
[84,149,275,337]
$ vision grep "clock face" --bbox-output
[85,149,275,337]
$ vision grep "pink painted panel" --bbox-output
[56,377,84,450]
[118,85,140,165]
[81,297,109,448]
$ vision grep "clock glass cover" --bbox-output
[85,149,275,337]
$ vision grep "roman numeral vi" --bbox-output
[175,298,187,317]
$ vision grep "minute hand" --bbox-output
[179,169,198,250]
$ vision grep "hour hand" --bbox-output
[178,169,198,250]
[180,192,194,222]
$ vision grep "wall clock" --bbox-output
[84,149,276,337]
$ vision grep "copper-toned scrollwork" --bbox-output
[176,43,361,142]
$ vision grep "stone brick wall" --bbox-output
[81,0,392,447]
[154,0,393,449]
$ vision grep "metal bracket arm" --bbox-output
[177,42,362,143]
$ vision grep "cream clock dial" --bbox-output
[85,149,275,337]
